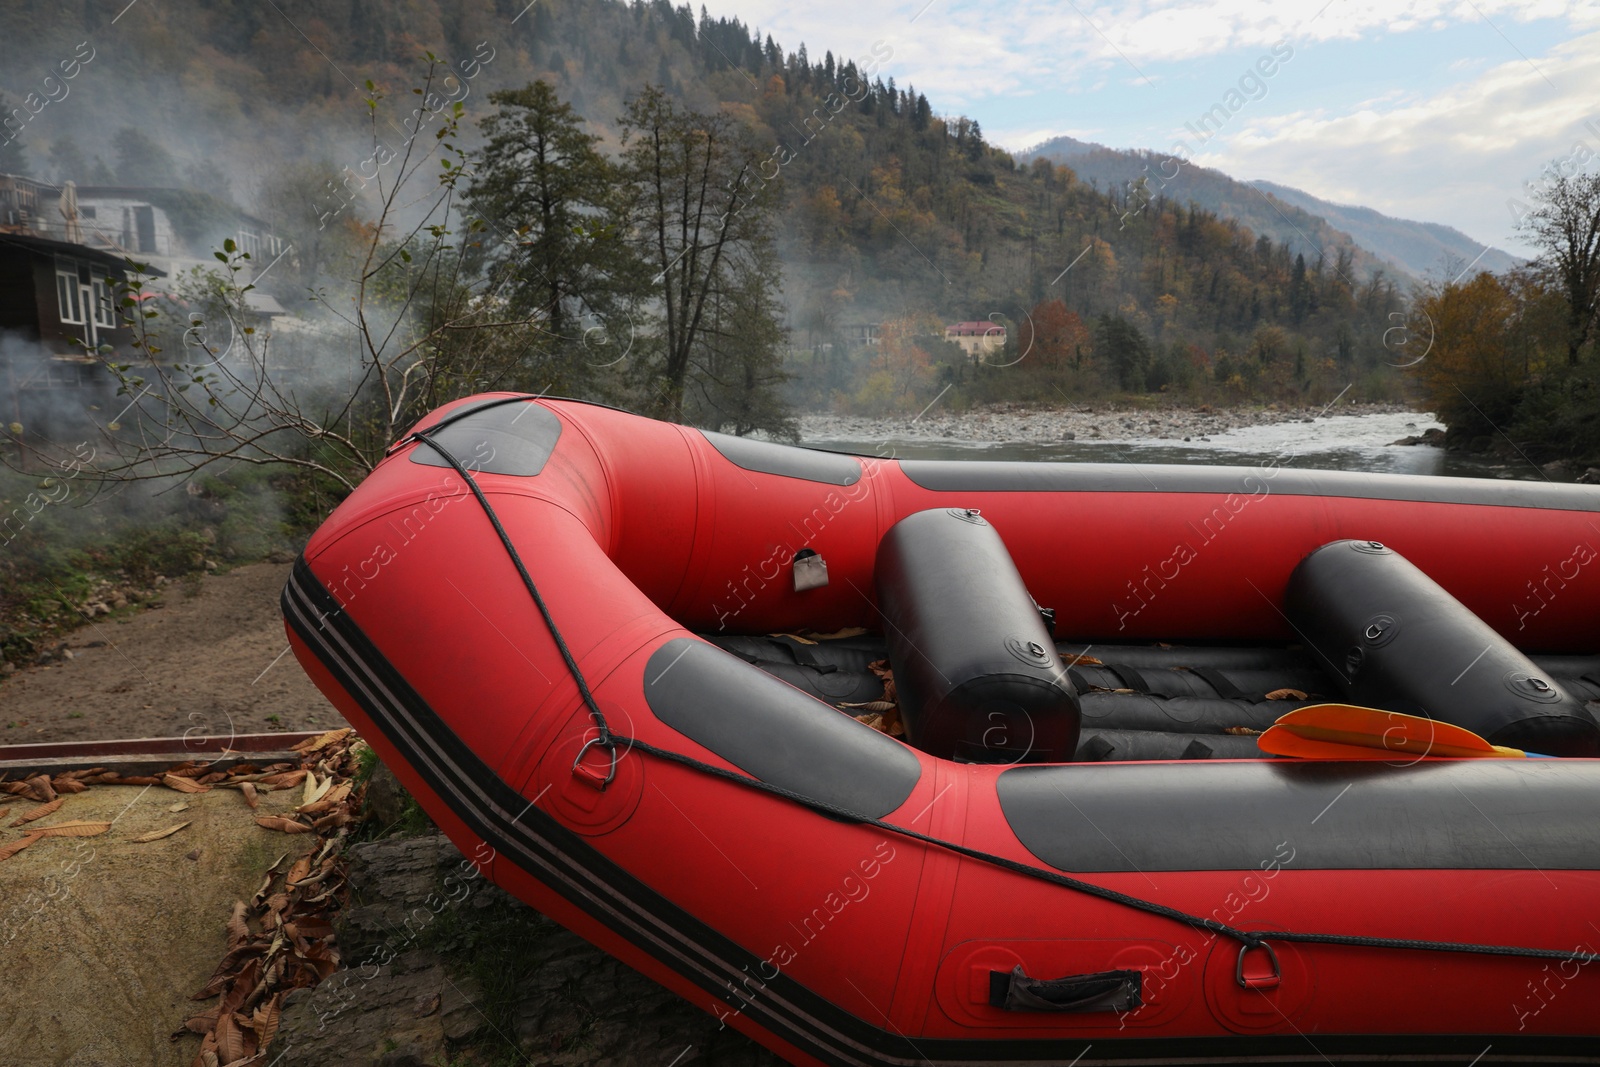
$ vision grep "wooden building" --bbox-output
[1,173,161,429]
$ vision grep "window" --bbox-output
[79,206,96,219]
[92,276,116,329]
[56,261,83,324]
[134,205,156,253]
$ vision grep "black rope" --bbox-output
[385,394,540,456]
[617,734,1600,966]
[411,429,614,752]
[408,425,1600,969]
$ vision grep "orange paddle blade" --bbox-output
[1257,726,1409,760]
[1258,704,1526,760]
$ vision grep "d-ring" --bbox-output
[1235,940,1282,990]
[572,735,618,790]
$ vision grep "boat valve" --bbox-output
[793,548,829,592]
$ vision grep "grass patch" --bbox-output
[0,461,310,668]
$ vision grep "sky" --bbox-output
[700,0,1600,258]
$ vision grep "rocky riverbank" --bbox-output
[798,401,1424,446]
[273,830,778,1067]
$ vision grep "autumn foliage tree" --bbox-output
[1408,271,1546,439]
[1020,299,1093,372]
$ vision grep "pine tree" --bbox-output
[467,82,633,387]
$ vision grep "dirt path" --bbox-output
[0,782,318,1066]
[0,563,334,746]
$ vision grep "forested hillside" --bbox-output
[5,0,1411,415]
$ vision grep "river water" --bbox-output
[804,410,1560,481]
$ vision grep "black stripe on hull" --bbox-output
[282,558,1600,1066]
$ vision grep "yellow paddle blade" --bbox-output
[1258,704,1527,760]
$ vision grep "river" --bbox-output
[803,410,1562,481]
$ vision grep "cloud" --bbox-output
[1189,28,1600,253]
[713,0,1600,105]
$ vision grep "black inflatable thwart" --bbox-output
[643,639,920,818]
[874,508,1081,762]
[701,430,862,486]
[409,400,562,477]
[1285,540,1600,757]
[989,966,1141,1013]
[998,759,1600,872]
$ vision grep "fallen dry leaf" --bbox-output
[0,807,8,820]
[257,770,306,790]
[291,727,352,755]
[803,625,870,640]
[226,900,250,948]
[163,773,212,794]
[30,820,110,838]
[11,797,64,826]
[168,801,190,814]
[0,834,41,861]
[1059,653,1104,666]
[131,821,191,843]
[301,772,331,808]
[840,700,896,713]
[252,995,283,1048]
[254,816,312,834]
[1265,688,1308,701]
[1224,726,1264,736]
[23,775,56,803]
[296,781,351,816]
[214,1001,251,1063]
[240,783,259,809]
[49,777,88,794]
[179,1004,220,1036]
[311,809,355,831]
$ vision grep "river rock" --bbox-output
[273,833,779,1067]
[1391,428,1446,446]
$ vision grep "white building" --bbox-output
[66,185,287,286]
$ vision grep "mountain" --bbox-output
[1250,180,1521,281]
[1020,135,1522,284]
[1019,136,1404,284]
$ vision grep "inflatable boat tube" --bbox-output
[874,507,1080,762]
[1286,539,1600,755]
[285,395,1600,1064]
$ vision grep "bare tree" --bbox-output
[618,86,786,424]
[69,57,534,494]
[1520,168,1600,365]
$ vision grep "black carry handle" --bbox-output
[989,965,1141,1013]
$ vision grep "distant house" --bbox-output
[1,173,163,426]
[1,172,298,429]
[69,184,287,285]
[945,320,1006,360]
[840,322,881,348]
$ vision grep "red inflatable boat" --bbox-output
[285,394,1600,1064]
